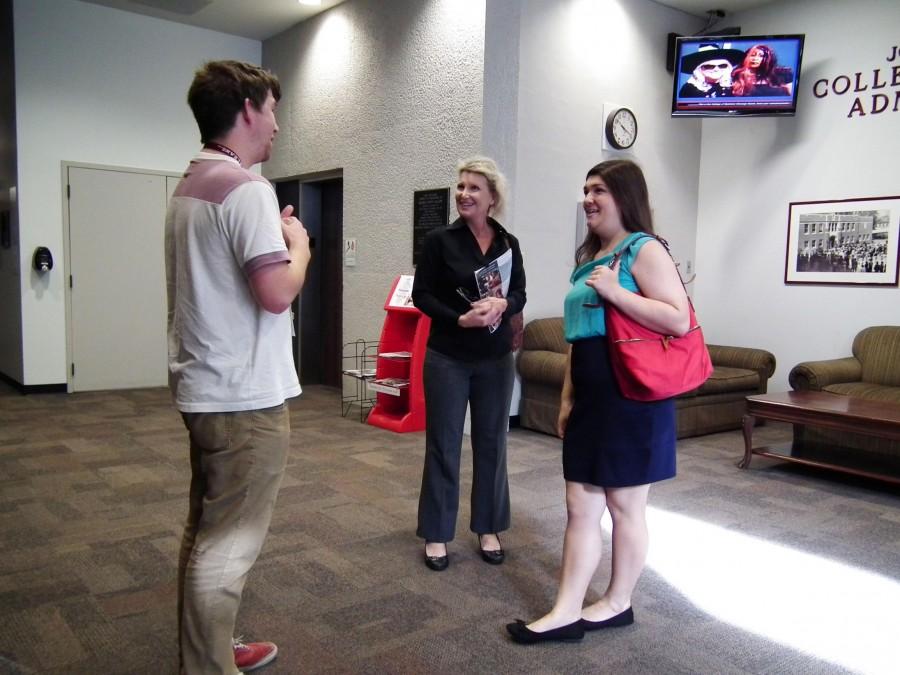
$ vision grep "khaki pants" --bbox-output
[177,405,290,675]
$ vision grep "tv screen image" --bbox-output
[672,35,805,117]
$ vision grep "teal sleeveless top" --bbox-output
[563,232,652,342]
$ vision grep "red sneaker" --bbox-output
[233,638,278,672]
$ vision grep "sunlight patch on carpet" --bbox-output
[618,507,899,675]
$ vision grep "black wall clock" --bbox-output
[605,107,637,150]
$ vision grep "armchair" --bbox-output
[789,325,900,456]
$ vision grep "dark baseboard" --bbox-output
[509,415,520,428]
[23,383,67,394]
[0,371,66,394]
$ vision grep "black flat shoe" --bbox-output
[478,534,505,565]
[423,544,449,571]
[506,619,584,644]
[581,607,634,631]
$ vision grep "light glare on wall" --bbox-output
[309,12,351,85]
[298,0,322,5]
[565,0,631,83]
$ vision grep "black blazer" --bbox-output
[412,217,526,361]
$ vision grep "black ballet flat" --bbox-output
[506,619,584,644]
[580,607,634,631]
[478,534,505,565]
[423,544,449,571]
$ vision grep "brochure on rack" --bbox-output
[473,248,512,333]
[378,351,412,359]
[387,275,415,308]
[342,368,376,379]
[368,377,410,396]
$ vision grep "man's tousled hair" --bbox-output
[187,60,281,144]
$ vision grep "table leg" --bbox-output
[739,413,755,469]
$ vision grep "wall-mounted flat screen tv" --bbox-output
[672,35,805,117]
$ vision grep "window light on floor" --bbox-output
[597,506,900,675]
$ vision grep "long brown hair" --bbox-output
[575,160,654,265]
[731,44,780,95]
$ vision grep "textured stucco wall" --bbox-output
[264,0,485,345]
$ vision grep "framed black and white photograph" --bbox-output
[784,196,900,286]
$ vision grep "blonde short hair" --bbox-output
[456,156,508,219]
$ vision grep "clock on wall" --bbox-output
[604,107,638,150]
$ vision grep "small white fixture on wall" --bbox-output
[344,237,357,267]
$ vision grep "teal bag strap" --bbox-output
[608,233,690,289]
[607,233,655,270]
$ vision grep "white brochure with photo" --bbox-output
[473,248,512,333]
[387,274,416,308]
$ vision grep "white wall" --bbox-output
[491,0,704,322]
[694,0,900,391]
[264,0,485,345]
[482,0,522,208]
[481,0,701,415]
[13,0,260,385]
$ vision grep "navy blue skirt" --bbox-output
[562,336,676,487]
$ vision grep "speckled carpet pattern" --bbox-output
[2,380,898,674]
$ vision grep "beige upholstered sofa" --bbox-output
[517,317,776,439]
[789,325,900,456]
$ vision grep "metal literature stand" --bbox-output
[341,339,379,421]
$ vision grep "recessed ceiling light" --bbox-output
[298,0,322,5]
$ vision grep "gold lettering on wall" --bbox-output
[811,45,900,118]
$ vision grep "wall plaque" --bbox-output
[413,188,450,266]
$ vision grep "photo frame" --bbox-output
[784,196,900,286]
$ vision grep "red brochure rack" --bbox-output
[367,275,431,433]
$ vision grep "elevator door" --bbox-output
[275,177,343,387]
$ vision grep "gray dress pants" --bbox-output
[416,347,515,542]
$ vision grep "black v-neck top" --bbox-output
[412,217,526,361]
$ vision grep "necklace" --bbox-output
[203,142,241,164]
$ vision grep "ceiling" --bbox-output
[654,0,779,19]
[78,0,778,41]
[76,0,348,41]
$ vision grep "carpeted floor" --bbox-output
[1,380,898,674]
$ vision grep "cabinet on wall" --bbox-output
[367,275,430,433]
